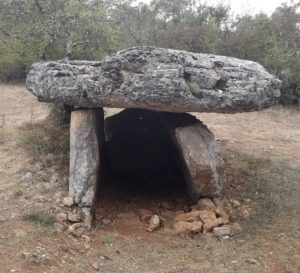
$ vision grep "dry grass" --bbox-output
[264,104,300,125]
[225,150,300,235]
[0,83,70,174]
[0,129,5,145]
[19,121,70,174]
[0,84,48,129]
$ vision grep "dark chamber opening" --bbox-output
[102,108,187,197]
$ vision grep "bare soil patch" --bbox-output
[0,85,299,273]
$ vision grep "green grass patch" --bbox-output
[13,189,23,197]
[22,210,55,226]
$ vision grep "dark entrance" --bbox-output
[103,108,187,196]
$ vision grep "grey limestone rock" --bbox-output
[174,122,224,199]
[69,108,104,208]
[26,46,281,113]
[160,113,224,200]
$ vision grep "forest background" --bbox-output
[0,0,299,105]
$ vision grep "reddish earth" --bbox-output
[0,85,299,273]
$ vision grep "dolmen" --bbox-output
[26,46,281,224]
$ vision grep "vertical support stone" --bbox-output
[174,122,224,201]
[69,108,104,225]
[159,112,224,202]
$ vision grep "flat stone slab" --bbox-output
[26,46,281,113]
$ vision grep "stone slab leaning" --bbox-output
[159,112,224,201]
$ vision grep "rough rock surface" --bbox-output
[160,113,224,200]
[174,122,224,199]
[69,108,104,208]
[26,46,281,113]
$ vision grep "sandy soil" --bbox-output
[0,85,299,273]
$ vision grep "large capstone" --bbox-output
[26,46,281,114]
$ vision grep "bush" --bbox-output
[22,210,55,226]
[20,117,70,175]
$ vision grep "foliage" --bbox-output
[0,0,299,105]
[20,118,70,175]
[22,210,55,226]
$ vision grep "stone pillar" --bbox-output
[174,122,224,201]
[159,113,224,202]
[69,108,104,224]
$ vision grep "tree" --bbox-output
[0,0,124,81]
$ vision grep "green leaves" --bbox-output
[0,0,299,105]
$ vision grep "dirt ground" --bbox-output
[0,84,299,273]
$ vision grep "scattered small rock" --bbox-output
[213,198,232,214]
[175,210,220,232]
[146,215,161,232]
[215,208,229,224]
[68,223,87,237]
[62,197,74,207]
[138,209,153,222]
[56,212,68,222]
[54,222,66,232]
[213,226,231,237]
[67,212,81,222]
[82,235,91,243]
[240,205,251,220]
[198,210,219,232]
[92,262,100,271]
[197,198,216,211]
[173,221,202,234]
[230,199,241,208]
[175,211,200,222]
[245,258,260,266]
